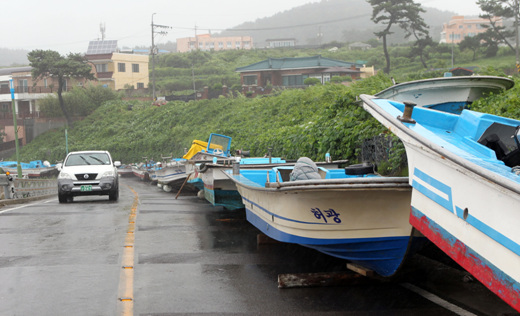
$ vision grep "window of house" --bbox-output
[62,79,68,92]
[282,75,303,86]
[227,41,232,48]
[218,42,223,48]
[132,64,139,73]
[243,75,258,85]
[95,64,108,72]
[137,82,144,89]
[18,79,28,93]
[235,41,241,48]
[118,63,126,72]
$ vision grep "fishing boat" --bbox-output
[197,157,287,210]
[0,160,58,178]
[359,94,520,311]
[375,75,514,114]
[155,159,188,192]
[153,133,234,193]
[117,164,134,177]
[131,161,154,181]
[223,159,415,277]
[198,157,349,210]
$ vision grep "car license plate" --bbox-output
[80,185,92,192]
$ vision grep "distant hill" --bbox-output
[0,48,29,67]
[217,0,457,48]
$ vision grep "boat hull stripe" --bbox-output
[410,207,520,311]
[413,169,520,257]
[242,196,336,226]
[412,168,453,213]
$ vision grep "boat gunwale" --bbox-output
[375,75,515,97]
[359,94,520,196]
[224,170,411,192]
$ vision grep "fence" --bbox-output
[6,178,57,199]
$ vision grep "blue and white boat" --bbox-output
[0,160,57,178]
[155,158,187,192]
[360,94,520,311]
[375,75,514,114]
[223,161,415,277]
[155,133,234,193]
[197,157,287,210]
[198,157,350,210]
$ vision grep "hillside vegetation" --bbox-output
[18,69,520,176]
[19,74,400,170]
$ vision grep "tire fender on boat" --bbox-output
[344,163,377,175]
[198,163,209,173]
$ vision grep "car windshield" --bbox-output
[65,153,110,166]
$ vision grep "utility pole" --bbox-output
[151,13,170,101]
[513,0,520,72]
[9,79,22,178]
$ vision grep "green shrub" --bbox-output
[304,77,321,85]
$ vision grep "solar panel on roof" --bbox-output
[86,40,118,54]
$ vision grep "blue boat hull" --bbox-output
[246,206,412,277]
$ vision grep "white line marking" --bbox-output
[0,199,54,214]
[401,283,477,316]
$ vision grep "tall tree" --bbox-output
[401,8,432,69]
[368,0,427,73]
[477,0,516,52]
[27,50,95,127]
[459,36,482,61]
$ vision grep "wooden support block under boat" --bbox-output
[346,263,375,277]
[278,271,366,289]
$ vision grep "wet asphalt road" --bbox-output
[0,177,517,315]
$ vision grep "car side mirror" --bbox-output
[56,163,62,171]
[114,161,121,167]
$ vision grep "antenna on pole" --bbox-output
[100,23,106,41]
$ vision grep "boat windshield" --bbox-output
[207,134,231,155]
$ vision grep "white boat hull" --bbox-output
[360,94,520,310]
[227,171,415,277]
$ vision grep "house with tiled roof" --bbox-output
[235,55,374,92]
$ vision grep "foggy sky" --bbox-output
[0,0,481,55]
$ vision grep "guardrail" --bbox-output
[3,178,57,200]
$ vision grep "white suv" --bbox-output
[57,151,121,203]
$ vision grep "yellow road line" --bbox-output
[117,185,139,316]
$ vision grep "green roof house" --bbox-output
[235,55,373,91]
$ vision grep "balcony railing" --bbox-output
[0,86,72,95]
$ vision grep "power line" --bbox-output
[168,14,369,33]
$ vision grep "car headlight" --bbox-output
[101,170,115,178]
[58,172,72,179]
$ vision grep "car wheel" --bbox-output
[58,193,68,203]
[109,189,119,201]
